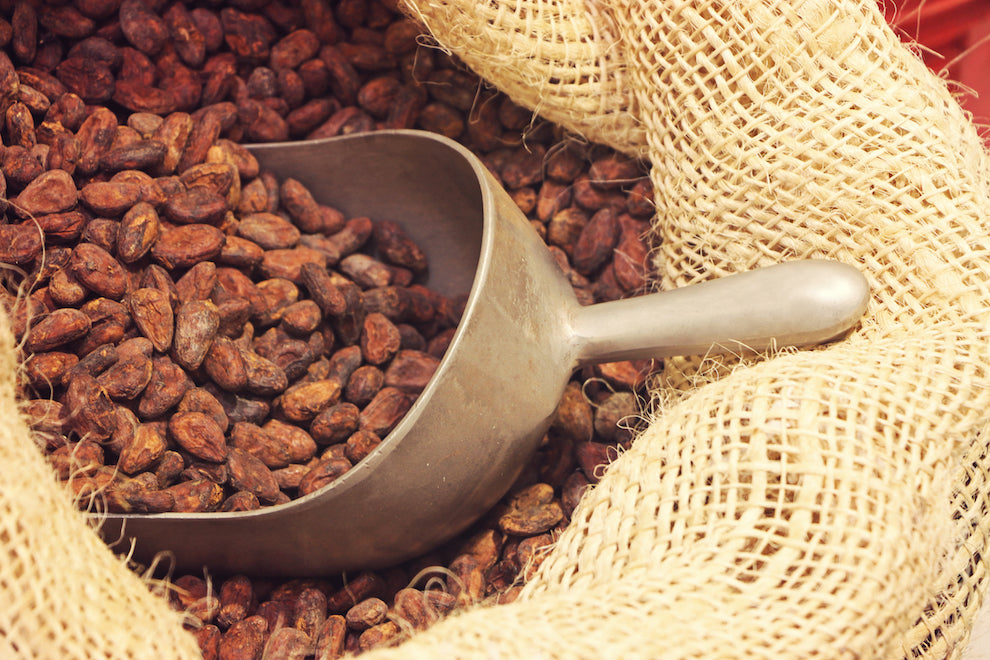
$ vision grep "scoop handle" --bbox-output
[571,260,870,365]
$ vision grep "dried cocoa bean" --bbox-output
[170,411,227,462]
[297,456,350,496]
[344,598,386,631]
[359,313,400,366]
[118,423,167,475]
[119,0,169,56]
[0,223,43,266]
[167,477,224,513]
[498,483,564,536]
[151,223,226,269]
[127,287,174,352]
[173,300,220,370]
[227,447,280,502]
[26,308,91,353]
[64,373,116,440]
[15,169,77,218]
[221,8,275,62]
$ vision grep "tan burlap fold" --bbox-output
[3,0,990,657]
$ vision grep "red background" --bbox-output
[883,0,990,130]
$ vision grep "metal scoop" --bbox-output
[99,130,869,576]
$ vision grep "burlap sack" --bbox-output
[3,0,989,657]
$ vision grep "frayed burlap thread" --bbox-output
[362,0,990,657]
[0,302,201,658]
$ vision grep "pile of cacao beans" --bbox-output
[0,0,656,657]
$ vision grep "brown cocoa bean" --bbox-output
[309,402,359,446]
[344,429,380,463]
[357,387,409,437]
[164,2,206,68]
[314,614,347,660]
[240,348,288,396]
[173,300,220,370]
[97,349,153,400]
[151,223,226,269]
[612,226,649,293]
[26,308,91,353]
[279,300,321,336]
[286,97,337,138]
[0,223,44,266]
[551,380,594,443]
[293,587,328,640]
[203,336,249,391]
[297,456,350,496]
[391,588,438,631]
[416,102,463,139]
[119,0,169,55]
[15,169,77,218]
[221,8,275,62]
[498,483,564,535]
[24,351,77,390]
[358,621,401,652]
[166,478,224,512]
[74,107,117,176]
[344,598,386,631]
[54,58,113,105]
[359,313,400,366]
[177,106,223,172]
[575,440,613,484]
[547,207,588,257]
[262,418,316,463]
[217,575,256,630]
[279,379,341,423]
[261,627,312,660]
[227,447,280,503]
[572,207,620,275]
[278,178,325,234]
[178,387,229,433]
[118,423,167,474]
[64,373,116,440]
[383,350,439,393]
[127,287,174,352]
[171,262,214,305]
[116,202,160,263]
[80,218,120,254]
[237,212,300,250]
[100,138,168,172]
[194,625,221,660]
[259,247,326,284]
[230,422,290,469]
[372,220,428,274]
[170,411,227,462]
[49,440,104,480]
[343,365,382,407]
[318,46,360,107]
[6,101,35,149]
[150,111,193,175]
[270,29,320,70]
[164,186,228,225]
[2,145,43,188]
[561,471,590,519]
[80,181,141,217]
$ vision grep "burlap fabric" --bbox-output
[3,0,990,657]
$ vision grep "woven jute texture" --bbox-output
[3,0,990,657]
